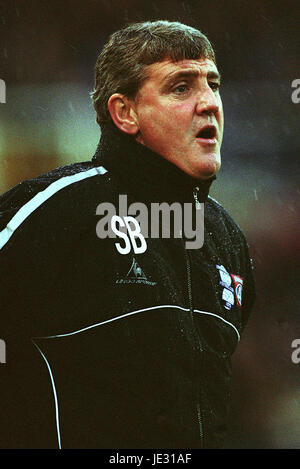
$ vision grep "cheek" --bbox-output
[219,114,224,144]
[137,109,167,148]
[139,106,170,135]
[218,99,224,126]
[158,102,193,133]
[137,100,194,145]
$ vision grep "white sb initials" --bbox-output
[111,216,147,255]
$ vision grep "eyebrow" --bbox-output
[161,69,221,90]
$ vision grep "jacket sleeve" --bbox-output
[0,181,38,337]
[0,180,72,338]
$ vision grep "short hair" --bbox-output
[91,20,216,127]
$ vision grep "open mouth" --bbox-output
[196,125,217,140]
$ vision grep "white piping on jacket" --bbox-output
[31,339,62,449]
[0,166,107,250]
[35,304,240,341]
[32,304,240,449]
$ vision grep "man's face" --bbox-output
[132,57,224,179]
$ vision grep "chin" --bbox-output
[193,159,221,180]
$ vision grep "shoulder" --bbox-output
[206,196,256,326]
[0,161,108,211]
[0,161,110,252]
[205,195,253,278]
[205,195,248,245]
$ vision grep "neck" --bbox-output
[93,122,216,203]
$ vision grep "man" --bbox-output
[0,21,255,448]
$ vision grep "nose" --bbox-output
[195,87,220,116]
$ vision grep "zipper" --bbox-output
[193,186,201,210]
[185,248,193,313]
[184,236,204,448]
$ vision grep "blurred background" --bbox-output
[0,0,299,448]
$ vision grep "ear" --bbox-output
[107,93,139,136]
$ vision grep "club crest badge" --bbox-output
[230,274,243,307]
[216,265,243,310]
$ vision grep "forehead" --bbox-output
[143,57,220,85]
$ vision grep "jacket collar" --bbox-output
[92,122,215,204]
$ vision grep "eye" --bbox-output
[173,84,188,94]
[209,82,220,92]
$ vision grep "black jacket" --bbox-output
[0,124,255,448]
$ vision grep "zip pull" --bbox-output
[193,186,201,210]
